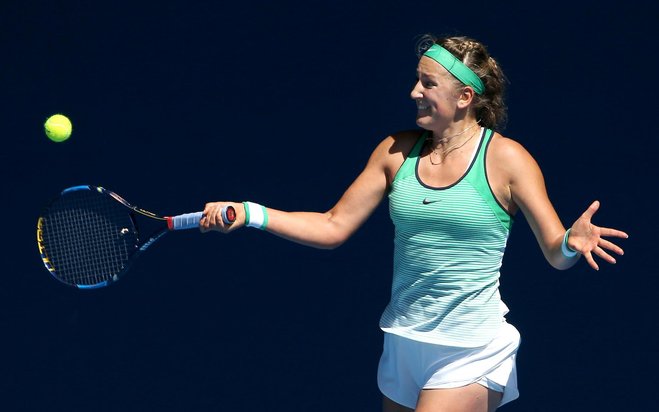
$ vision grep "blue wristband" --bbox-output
[561,229,578,258]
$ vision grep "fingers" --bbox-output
[199,204,213,232]
[599,227,629,239]
[598,238,625,256]
[583,252,600,271]
[580,200,600,220]
[575,201,628,272]
[582,247,614,271]
[200,202,234,233]
[583,234,626,271]
[593,245,617,264]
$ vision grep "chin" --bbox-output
[415,117,433,130]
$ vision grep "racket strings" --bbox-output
[39,190,138,287]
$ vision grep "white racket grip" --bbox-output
[167,206,236,231]
[169,212,204,230]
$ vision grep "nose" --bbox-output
[410,80,423,100]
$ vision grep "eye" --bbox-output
[416,74,436,89]
[415,72,437,90]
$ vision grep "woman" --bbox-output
[199,35,628,411]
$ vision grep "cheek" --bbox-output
[428,97,449,114]
[432,90,458,111]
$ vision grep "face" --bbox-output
[410,56,463,130]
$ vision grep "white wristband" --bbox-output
[243,201,268,230]
[561,228,578,258]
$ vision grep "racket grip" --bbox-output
[169,212,203,230]
[167,206,236,230]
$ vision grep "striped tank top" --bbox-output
[380,128,514,347]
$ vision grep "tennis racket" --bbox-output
[36,185,235,289]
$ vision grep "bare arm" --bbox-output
[200,135,400,249]
[497,137,628,270]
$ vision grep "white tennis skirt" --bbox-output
[377,322,521,409]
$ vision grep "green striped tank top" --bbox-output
[380,128,514,347]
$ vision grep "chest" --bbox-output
[388,175,506,241]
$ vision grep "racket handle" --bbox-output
[168,212,203,230]
[167,206,236,230]
[221,205,237,224]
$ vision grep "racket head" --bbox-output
[37,185,140,289]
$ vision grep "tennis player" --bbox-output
[200,34,628,411]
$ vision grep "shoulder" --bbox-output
[487,131,543,182]
[369,129,425,185]
[373,129,425,158]
[488,132,527,157]
[489,132,538,167]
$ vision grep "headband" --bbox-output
[423,44,484,95]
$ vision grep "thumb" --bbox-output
[581,200,600,221]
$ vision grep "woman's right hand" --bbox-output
[199,201,245,233]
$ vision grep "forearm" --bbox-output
[202,143,390,248]
[260,208,351,249]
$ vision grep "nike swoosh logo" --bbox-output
[422,198,440,205]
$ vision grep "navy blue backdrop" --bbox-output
[2,0,656,410]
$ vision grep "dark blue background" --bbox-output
[2,0,656,410]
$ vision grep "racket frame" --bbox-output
[37,185,234,289]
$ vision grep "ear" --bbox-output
[456,86,476,109]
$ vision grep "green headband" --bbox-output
[423,44,484,95]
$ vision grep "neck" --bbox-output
[426,121,480,166]
[431,121,480,150]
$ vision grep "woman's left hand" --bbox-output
[568,200,629,270]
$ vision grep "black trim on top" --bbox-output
[414,127,487,190]
[483,132,515,218]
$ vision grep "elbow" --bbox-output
[315,213,351,250]
[316,229,350,250]
[318,236,347,250]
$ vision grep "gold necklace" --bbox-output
[427,124,480,165]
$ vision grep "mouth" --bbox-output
[416,101,430,111]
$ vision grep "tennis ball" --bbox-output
[44,114,72,142]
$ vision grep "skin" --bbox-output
[200,55,628,411]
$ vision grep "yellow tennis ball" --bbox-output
[44,114,72,142]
